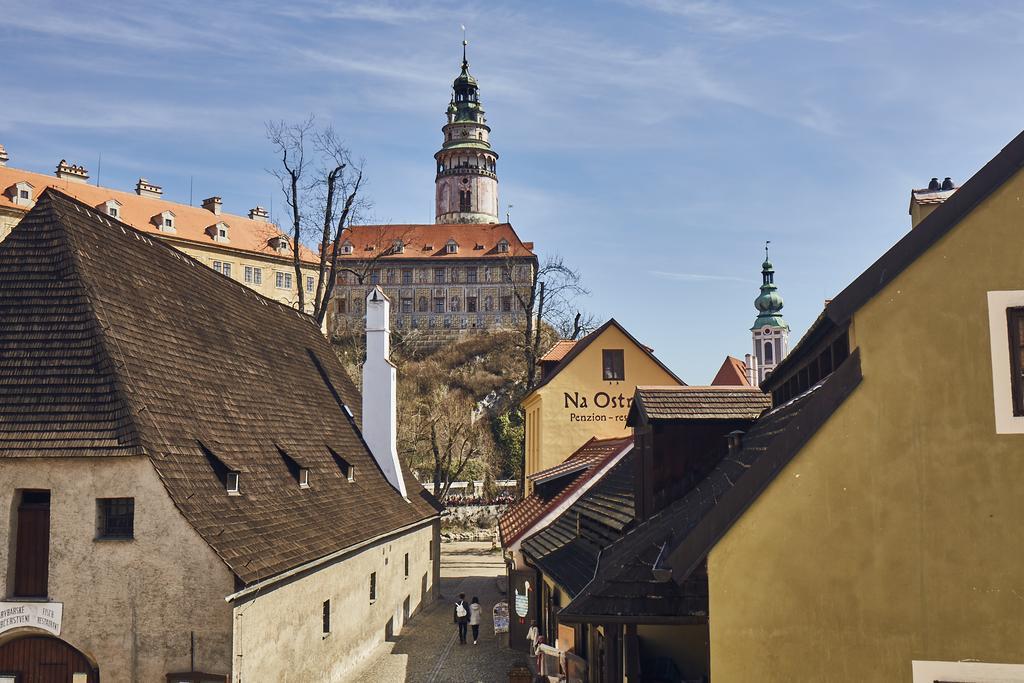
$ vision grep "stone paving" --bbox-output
[345,541,531,683]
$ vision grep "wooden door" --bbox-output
[0,635,98,683]
[14,491,50,598]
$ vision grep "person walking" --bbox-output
[469,596,482,645]
[454,593,470,644]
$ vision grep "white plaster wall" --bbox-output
[230,520,439,682]
[0,456,235,680]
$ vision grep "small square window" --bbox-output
[108,207,118,218]
[97,498,134,540]
[19,189,29,200]
[602,349,625,381]
[226,471,240,495]
[164,217,173,228]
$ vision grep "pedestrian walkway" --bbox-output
[345,541,530,683]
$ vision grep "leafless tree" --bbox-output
[399,385,494,500]
[268,116,373,327]
[502,254,593,392]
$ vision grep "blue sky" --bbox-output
[4,1,1024,381]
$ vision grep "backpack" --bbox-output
[455,602,467,618]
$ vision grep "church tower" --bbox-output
[434,39,499,224]
[748,243,789,384]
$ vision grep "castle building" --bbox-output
[747,244,789,384]
[0,148,322,315]
[329,43,537,342]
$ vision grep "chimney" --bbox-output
[362,287,408,497]
[727,430,745,456]
[910,176,957,229]
[248,206,270,221]
[0,144,8,167]
[135,178,163,199]
[745,353,758,386]
[202,196,223,215]
[55,160,89,184]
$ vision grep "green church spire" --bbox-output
[752,241,788,331]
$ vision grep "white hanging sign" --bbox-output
[0,602,62,636]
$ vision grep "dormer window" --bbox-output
[9,181,34,207]
[100,199,122,219]
[341,241,354,255]
[497,239,510,254]
[152,211,176,232]
[299,468,310,489]
[270,235,289,253]
[226,471,240,495]
[329,447,355,482]
[207,222,230,243]
[446,239,459,254]
[393,240,405,254]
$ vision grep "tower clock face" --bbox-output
[763,327,771,335]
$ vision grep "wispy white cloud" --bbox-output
[650,270,749,283]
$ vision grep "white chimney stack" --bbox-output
[362,286,407,498]
[745,353,759,387]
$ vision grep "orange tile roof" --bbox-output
[541,340,578,363]
[0,165,318,263]
[711,356,751,386]
[338,222,535,260]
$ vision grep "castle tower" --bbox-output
[434,39,499,224]
[749,242,789,384]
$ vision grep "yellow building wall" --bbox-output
[709,167,1024,681]
[524,325,682,476]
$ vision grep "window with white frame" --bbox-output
[226,471,240,495]
[276,272,293,290]
[341,241,353,255]
[987,290,1024,433]
[213,261,232,278]
[244,265,263,285]
[306,275,314,293]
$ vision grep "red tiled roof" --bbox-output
[0,165,318,263]
[711,356,750,386]
[541,340,577,363]
[338,222,535,260]
[499,436,633,547]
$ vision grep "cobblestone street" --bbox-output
[345,541,530,683]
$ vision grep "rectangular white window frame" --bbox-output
[275,272,293,290]
[252,267,262,285]
[986,290,1024,433]
[244,265,254,284]
[299,468,309,489]
[912,660,1024,682]
[306,275,314,293]
[226,471,240,495]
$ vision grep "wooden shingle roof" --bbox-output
[0,190,440,585]
[629,386,770,423]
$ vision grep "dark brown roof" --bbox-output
[498,436,633,547]
[767,127,1024,393]
[559,351,861,623]
[528,319,686,396]
[710,355,750,386]
[628,386,770,424]
[521,452,635,597]
[0,189,439,585]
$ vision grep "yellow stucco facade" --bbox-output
[523,323,683,478]
[708,165,1024,680]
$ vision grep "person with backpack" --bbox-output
[469,596,482,644]
[453,593,470,644]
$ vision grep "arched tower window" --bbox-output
[460,190,472,212]
[764,339,774,363]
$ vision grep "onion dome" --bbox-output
[751,245,789,331]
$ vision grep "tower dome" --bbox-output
[434,37,499,224]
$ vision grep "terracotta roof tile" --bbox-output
[540,340,577,363]
[710,355,750,386]
[0,165,317,263]
[0,190,439,585]
[338,223,535,260]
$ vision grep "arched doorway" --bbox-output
[0,634,98,682]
